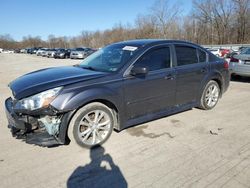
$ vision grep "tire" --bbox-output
[68,102,114,148]
[199,80,220,110]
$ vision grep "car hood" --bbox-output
[9,66,108,100]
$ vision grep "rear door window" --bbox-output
[175,45,198,66]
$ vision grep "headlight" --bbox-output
[15,87,62,110]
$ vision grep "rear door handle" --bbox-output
[164,74,175,80]
[200,68,207,73]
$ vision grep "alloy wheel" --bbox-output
[205,84,219,108]
[77,110,111,146]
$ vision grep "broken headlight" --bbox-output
[15,87,62,111]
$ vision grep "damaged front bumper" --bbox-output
[5,97,72,147]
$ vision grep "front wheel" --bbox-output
[69,102,114,148]
[199,80,220,110]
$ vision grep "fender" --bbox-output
[51,86,124,129]
[198,70,224,101]
[52,86,122,112]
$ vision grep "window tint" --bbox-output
[198,49,206,63]
[209,53,220,62]
[176,46,198,66]
[135,47,171,71]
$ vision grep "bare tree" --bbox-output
[150,0,182,38]
[233,0,250,43]
[1,0,249,49]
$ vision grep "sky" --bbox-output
[0,0,192,41]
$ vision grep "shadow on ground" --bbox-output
[67,146,127,188]
[231,75,250,83]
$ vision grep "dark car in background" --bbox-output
[14,49,21,53]
[5,39,230,148]
[27,47,39,54]
[85,48,97,57]
[54,48,71,59]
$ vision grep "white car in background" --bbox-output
[20,49,27,53]
[2,49,14,53]
[70,48,86,59]
[208,48,220,56]
[36,48,48,56]
[0,48,3,53]
[229,47,250,77]
[47,49,57,58]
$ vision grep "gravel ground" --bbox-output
[0,53,250,188]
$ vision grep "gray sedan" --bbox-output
[229,48,250,77]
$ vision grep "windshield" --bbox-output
[241,48,250,55]
[76,48,85,51]
[79,43,141,72]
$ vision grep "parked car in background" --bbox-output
[225,51,238,63]
[2,49,14,53]
[70,48,86,59]
[30,48,39,54]
[238,47,248,53]
[218,48,230,57]
[84,48,97,57]
[27,48,32,54]
[36,48,47,56]
[47,49,57,58]
[229,47,250,77]
[14,49,21,53]
[208,48,220,56]
[20,49,27,53]
[54,48,71,59]
[0,48,3,53]
[5,39,230,148]
[41,49,50,57]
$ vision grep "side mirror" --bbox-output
[130,66,149,76]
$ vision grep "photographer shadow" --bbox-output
[67,146,127,188]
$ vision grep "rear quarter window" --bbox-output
[209,53,220,62]
[198,49,207,63]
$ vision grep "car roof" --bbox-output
[113,39,199,48]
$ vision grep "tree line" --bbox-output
[0,0,249,49]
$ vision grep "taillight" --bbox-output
[230,56,239,63]
[223,61,229,69]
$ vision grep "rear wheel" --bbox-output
[200,80,220,110]
[68,102,114,148]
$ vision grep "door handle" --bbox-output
[200,68,207,73]
[164,74,174,80]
